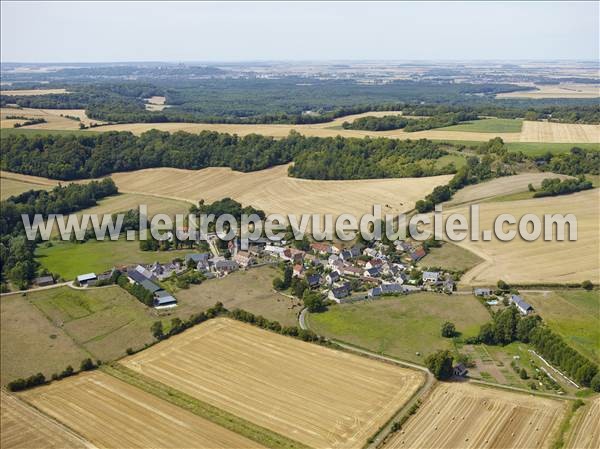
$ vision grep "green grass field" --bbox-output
[36,239,194,280]
[419,242,483,272]
[440,118,523,133]
[0,293,89,384]
[308,292,491,363]
[434,153,467,170]
[28,286,159,361]
[523,290,599,363]
[172,266,300,326]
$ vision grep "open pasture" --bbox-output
[122,317,424,449]
[0,294,88,384]
[110,164,453,217]
[523,290,599,363]
[1,390,92,449]
[452,188,600,285]
[309,292,490,363]
[20,371,262,449]
[172,266,300,326]
[28,286,159,361]
[566,398,600,449]
[383,382,566,449]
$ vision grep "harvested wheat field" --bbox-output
[0,170,61,188]
[123,318,424,449]
[0,88,68,96]
[497,83,600,99]
[1,177,53,199]
[520,121,600,143]
[110,164,453,218]
[145,96,168,111]
[447,173,570,206]
[450,188,600,285]
[0,107,103,129]
[566,398,600,449]
[1,390,93,449]
[384,383,566,449]
[20,371,263,449]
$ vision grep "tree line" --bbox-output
[1,130,457,181]
[532,177,593,198]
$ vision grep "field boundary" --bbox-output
[102,363,310,449]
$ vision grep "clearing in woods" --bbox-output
[0,391,92,449]
[566,398,600,449]
[110,164,453,218]
[451,188,600,285]
[383,382,566,449]
[308,292,490,363]
[19,371,263,449]
[122,317,424,449]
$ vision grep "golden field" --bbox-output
[383,383,566,449]
[496,83,600,99]
[520,121,600,143]
[122,318,424,449]
[110,164,453,218]
[566,398,600,449]
[448,188,600,285]
[144,95,167,111]
[20,371,262,449]
[1,177,53,200]
[0,88,69,96]
[1,391,92,449]
[0,107,103,129]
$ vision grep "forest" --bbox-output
[343,112,479,132]
[0,130,456,180]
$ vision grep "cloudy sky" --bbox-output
[1,1,598,62]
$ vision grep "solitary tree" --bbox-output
[425,350,454,380]
[151,321,164,340]
[441,322,457,338]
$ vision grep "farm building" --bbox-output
[76,273,97,286]
[33,275,54,287]
[510,294,534,315]
[474,288,493,297]
[185,253,210,271]
[153,290,178,309]
[453,363,468,377]
[368,283,404,298]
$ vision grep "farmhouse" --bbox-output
[474,288,493,297]
[149,261,183,280]
[368,283,404,298]
[306,273,321,288]
[310,242,332,255]
[234,250,254,268]
[326,271,340,284]
[76,273,97,286]
[328,283,351,302]
[422,271,441,284]
[510,294,534,315]
[185,253,210,271]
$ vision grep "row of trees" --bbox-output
[7,358,99,392]
[467,306,599,389]
[533,177,593,197]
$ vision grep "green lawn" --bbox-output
[309,292,491,364]
[419,242,483,272]
[36,239,194,280]
[28,286,159,361]
[440,118,523,133]
[523,290,599,363]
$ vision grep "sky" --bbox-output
[1,1,598,62]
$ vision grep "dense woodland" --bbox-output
[343,112,480,132]
[0,179,118,290]
[533,177,593,197]
[0,130,456,180]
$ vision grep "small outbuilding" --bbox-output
[76,273,97,286]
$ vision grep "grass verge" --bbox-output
[103,363,310,449]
